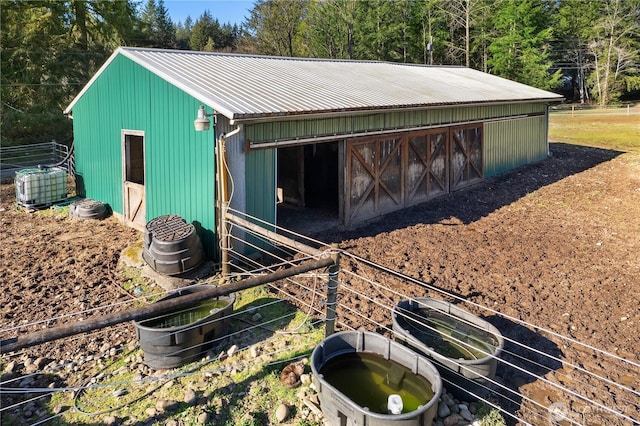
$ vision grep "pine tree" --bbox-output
[487,0,561,90]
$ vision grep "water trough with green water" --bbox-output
[134,285,235,369]
[311,330,442,426]
[392,298,503,396]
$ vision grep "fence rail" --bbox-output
[0,141,73,179]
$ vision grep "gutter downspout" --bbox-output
[217,124,244,279]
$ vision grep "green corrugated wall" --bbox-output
[246,103,546,143]
[70,54,217,256]
[245,148,276,224]
[484,115,548,177]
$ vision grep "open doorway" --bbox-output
[276,142,340,235]
[122,131,145,229]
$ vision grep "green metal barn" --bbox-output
[64,47,563,258]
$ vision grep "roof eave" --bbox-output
[230,97,564,124]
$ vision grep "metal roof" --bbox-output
[65,47,563,121]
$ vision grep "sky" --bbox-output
[163,0,253,26]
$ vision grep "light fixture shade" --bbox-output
[194,105,211,131]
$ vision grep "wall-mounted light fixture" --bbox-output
[194,105,215,131]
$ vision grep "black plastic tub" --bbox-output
[142,215,204,275]
[134,285,234,369]
[311,331,442,426]
[69,198,109,220]
[392,298,503,397]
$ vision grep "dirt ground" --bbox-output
[1,141,639,424]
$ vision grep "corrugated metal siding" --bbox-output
[484,115,548,178]
[246,103,546,143]
[146,75,217,256]
[71,54,217,255]
[245,149,276,226]
[244,148,276,251]
[73,56,141,213]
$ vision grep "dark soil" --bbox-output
[1,141,639,425]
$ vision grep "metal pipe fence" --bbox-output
[0,141,73,179]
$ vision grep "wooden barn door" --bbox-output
[346,136,403,225]
[345,125,483,226]
[406,129,449,205]
[122,131,146,229]
[450,125,483,191]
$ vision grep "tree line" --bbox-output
[1,0,638,146]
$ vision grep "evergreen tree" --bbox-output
[141,0,176,48]
[1,0,141,145]
[245,0,309,57]
[487,0,561,90]
[190,11,219,51]
[175,16,194,50]
[307,0,357,59]
[351,0,408,61]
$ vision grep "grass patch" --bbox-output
[549,107,640,152]
[47,284,325,425]
[475,402,507,426]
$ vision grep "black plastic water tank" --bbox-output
[142,214,204,275]
[69,198,109,220]
[134,285,235,369]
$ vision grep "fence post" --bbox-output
[325,250,340,337]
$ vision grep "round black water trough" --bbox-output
[69,198,109,220]
[142,214,204,275]
[311,331,442,426]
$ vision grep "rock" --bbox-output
[275,403,289,423]
[145,407,157,417]
[165,420,178,426]
[33,357,48,369]
[4,361,16,374]
[227,345,238,357]
[53,404,69,414]
[296,388,307,400]
[441,393,455,407]
[438,401,451,418]
[443,413,463,426]
[156,399,178,412]
[252,312,262,322]
[300,373,311,385]
[184,388,197,405]
[112,389,127,397]
[249,345,259,358]
[197,412,210,424]
[460,408,474,421]
[103,415,119,425]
